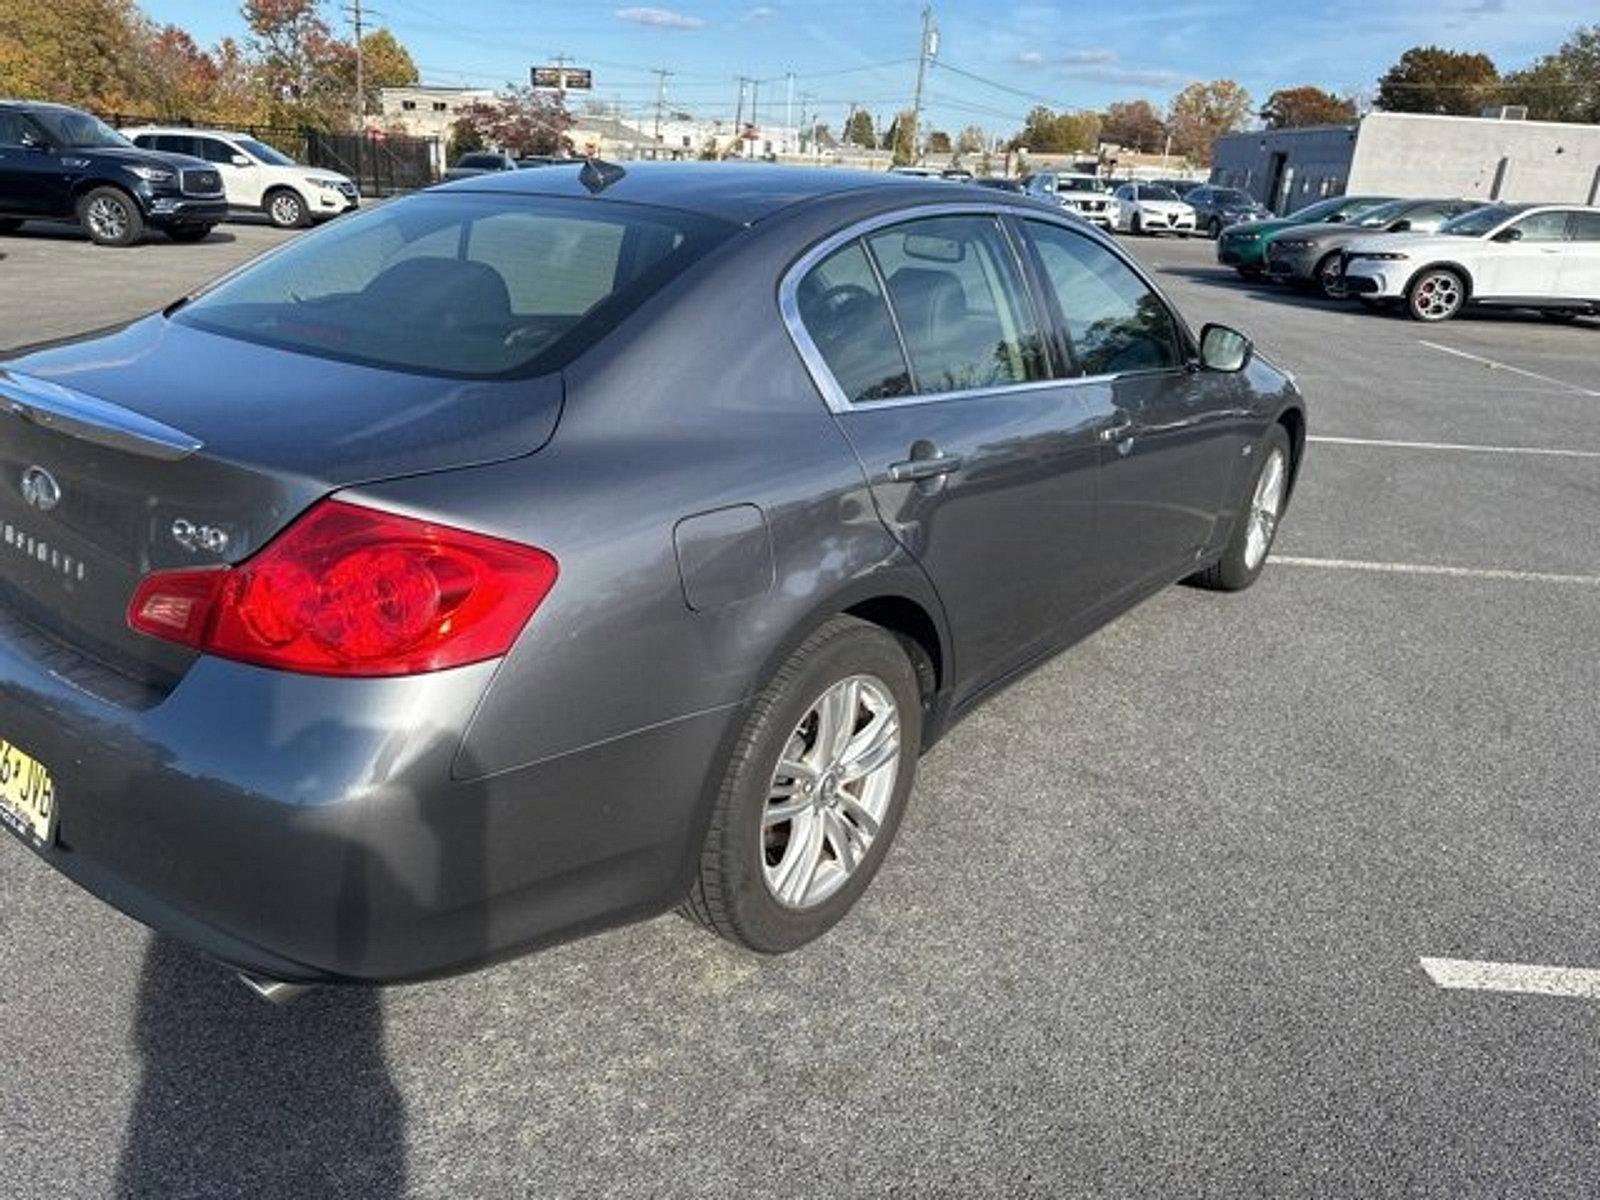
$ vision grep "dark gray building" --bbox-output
[1212,112,1600,214]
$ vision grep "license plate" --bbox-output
[0,737,55,847]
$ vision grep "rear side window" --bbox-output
[1569,212,1600,242]
[794,242,912,404]
[865,215,1046,395]
[1510,211,1571,242]
[1024,221,1184,376]
[176,193,731,377]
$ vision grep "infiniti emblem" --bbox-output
[20,466,60,512]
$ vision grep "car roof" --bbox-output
[123,125,249,136]
[0,99,87,113]
[436,161,968,224]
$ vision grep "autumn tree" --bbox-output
[1261,85,1356,128]
[927,129,951,155]
[244,0,348,125]
[0,0,146,110]
[324,27,418,119]
[1101,99,1165,152]
[455,87,570,156]
[1500,25,1600,123]
[844,108,875,148]
[1166,80,1252,164]
[955,124,985,155]
[1376,46,1499,115]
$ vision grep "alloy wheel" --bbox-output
[270,194,303,226]
[1243,446,1287,570]
[761,674,900,910]
[86,196,128,242]
[1411,271,1463,321]
[1317,256,1347,299]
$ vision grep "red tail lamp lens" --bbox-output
[128,500,558,676]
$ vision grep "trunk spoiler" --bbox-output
[0,369,203,462]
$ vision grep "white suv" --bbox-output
[1341,203,1600,322]
[1023,172,1119,228]
[121,127,359,228]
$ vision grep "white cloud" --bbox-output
[1060,48,1118,65]
[1015,49,1045,66]
[615,7,705,29]
[746,4,778,17]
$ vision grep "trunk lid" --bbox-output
[0,316,561,685]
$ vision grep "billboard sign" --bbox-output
[532,66,592,91]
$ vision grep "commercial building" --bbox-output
[377,85,495,142]
[1212,111,1600,214]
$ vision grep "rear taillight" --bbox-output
[128,500,557,676]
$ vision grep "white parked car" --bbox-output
[1111,183,1196,237]
[1022,172,1118,228]
[1340,203,1600,322]
[121,126,359,228]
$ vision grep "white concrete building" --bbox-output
[1212,111,1600,214]
[378,86,496,141]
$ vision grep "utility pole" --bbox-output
[907,3,937,164]
[749,78,759,156]
[732,77,749,158]
[785,71,795,149]
[651,68,672,158]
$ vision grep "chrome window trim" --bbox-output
[780,201,1198,414]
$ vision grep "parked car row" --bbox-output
[0,99,359,246]
[1219,192,1600,323]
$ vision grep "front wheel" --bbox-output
[1188,425,1292,592]
[1406,267,1466,322]
[684,616,922,953]
[1315,253,1347,299]
[1207,218,1222,239]
[77,187,143,247]
[1235,265,1262,280]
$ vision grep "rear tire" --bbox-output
[264,188,308,229]
[683,616,922,954]
[1406,267,1466,322]
[1188,425,1292,592]
[165,225,214,243]
[77,187,142,247]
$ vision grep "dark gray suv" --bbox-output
[0,164,1304,992]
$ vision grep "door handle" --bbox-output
[889,453,964,482]
[1098,415,1136,443]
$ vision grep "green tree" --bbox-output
[883,108,915,165]
[1376,46,1499,115]
[1166,80,1252,164]
[1501,25,1600,123]
[1101,99,1165,151]
[844,108,875,148]
[1261,85,1356,128]
[324,27,419,118]
[1012,105,1101,153]
[445,115,483,164]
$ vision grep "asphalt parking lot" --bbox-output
[2,217,1599,1199]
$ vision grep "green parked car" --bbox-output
[1217,194,1396,277]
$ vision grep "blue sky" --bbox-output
[141,0,1586,135]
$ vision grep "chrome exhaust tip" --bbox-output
[237,972,312,1004]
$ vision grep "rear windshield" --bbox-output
[175,193,732,377]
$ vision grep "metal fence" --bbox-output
[97,114,439,196]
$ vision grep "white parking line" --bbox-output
[1308,435,1600,460]
[1421,956,1600,1000]
[1273,556,1600,586]
[1418,340,1600,398]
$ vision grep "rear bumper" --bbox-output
[0,628,729,983]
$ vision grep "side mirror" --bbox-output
[1388,219,1411,232]
[230,154,252,167]
[1492,226,1523,243]
[1199,323,1252,373]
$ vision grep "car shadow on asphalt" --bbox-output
[2,223,239,246]
[112,938,407,1199]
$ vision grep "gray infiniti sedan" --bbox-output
[0,163,1305,993]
